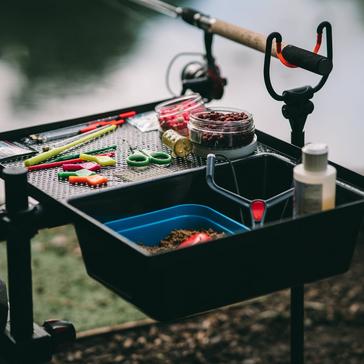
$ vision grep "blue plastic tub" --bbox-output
[105,204,249,246]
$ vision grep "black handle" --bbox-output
[282,45,333,76]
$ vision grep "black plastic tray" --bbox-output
[1,100,364,321]
[67,153,364,321]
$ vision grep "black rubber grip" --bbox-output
[282,45,333,76]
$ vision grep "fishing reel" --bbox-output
[181,32,227,101]
[167,32,227,101]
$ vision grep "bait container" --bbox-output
[155,94,205,136]
[104,204,249,248]
[188,107,257,158]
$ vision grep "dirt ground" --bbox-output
[54,239,364,364]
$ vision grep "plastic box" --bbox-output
[188,107,257,158]
[68,153,364,321]
[105,204,249,247]
[155,94,205,136]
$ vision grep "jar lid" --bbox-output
[302,143,328,172]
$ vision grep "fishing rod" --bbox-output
[127,0,332,77]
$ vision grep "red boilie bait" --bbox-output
[179,232,212,248]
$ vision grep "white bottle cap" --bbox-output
[302,143,328,172]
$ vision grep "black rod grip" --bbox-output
[282,45,333,76]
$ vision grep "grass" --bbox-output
[0,225,145,332]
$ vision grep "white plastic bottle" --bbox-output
[293,143,336,216]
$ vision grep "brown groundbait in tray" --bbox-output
[141,228,225,254]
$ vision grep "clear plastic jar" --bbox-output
[155,94,206,137]
[188,107,255,150]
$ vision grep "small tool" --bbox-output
[62,162,101,172]
[28,111,136,143]
[0,140,37,163]
[41,124,112,152]
[126,149,171,168]
[69,175,108,187]
[58,169,96,179]
[27,152,115,171]
[24,125,117,166]
[80,153,116,167]
[52,145,117,162]
[79,118,126,133]
[28,124,85,144]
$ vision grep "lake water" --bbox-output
[1,0,364,173]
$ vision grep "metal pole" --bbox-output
[291,130,305,149]
[291,285,304,364]
[290,130,305,364]
[4,167,34,341]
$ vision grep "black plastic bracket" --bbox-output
[282,86,314,148]
[205,153,294,228]
[263,22,333,148]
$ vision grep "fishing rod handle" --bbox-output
[210,19,280,56]
[181,9,280,56]
[210,19,332,76]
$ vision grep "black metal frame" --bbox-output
[0,168,54,364]
[0,168,76,364]
[0,100,363,364]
